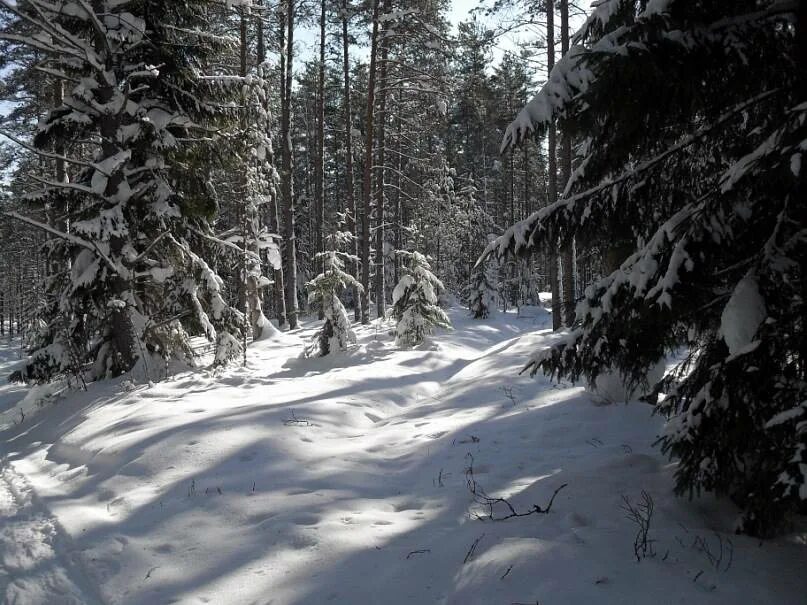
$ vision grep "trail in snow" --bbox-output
[0,462,100,605]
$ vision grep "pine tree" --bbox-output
[304,246,362,357]
[392,251,450,347]
[491,0,807,535]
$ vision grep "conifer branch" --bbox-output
[2,211,119,274]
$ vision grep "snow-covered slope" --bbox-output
[0,309,804,604]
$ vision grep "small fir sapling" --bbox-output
[468,265,498,319]
[391,251,451,347]
[304,247,362,357]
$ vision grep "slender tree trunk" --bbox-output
[546,0,561,331]
[374,2,389,318]
[258,0,286,327]
[49,79,67,280]
[523,140,529,218]
[393,111,402,289]
[361,0,381,324]
[508,152,516,306]
[240,9,268,345]
[315,0,327,319]
[560,0,575,327]
[281,0,299,329]
[342,1,360,321]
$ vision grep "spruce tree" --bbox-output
[392,251,451,347]
[304,248,362,358]
[490,0,807,535]
[468,266,497,319]
[0,0,248,380]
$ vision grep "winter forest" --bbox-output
[0,0,805,603]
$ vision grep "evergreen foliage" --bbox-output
[305,248,362,358]
[392,251,451,347]
[468,267,497,319]
[0,0,247,380]
[489,0,807,535]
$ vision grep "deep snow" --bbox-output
[0,308,805,604]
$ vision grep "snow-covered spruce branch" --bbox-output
[188,226,262,261]
[0,130,98,172]
[502,2,796,154]
[483,88,782,263]
[131,232,171,265]
[2,211,120,274]
[74,0,112,57]
[27,174,96,196]
[32,66,80,84]
[0,1,105,71]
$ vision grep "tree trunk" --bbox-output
[374,1,389,319]
[315,0,327,319]
[240,9,268,344]
[260,0,287,327]
[281,0,299,329]
[546,0,562,331]
[361,0,381,324]
[560,0,575,327]
[342,1,360,321]
[393,111,402,290]
[49,79,67,280]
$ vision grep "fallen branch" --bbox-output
[283,410,312,426]
[463,533,485,564]
[465,453,568,521]
[406,549,431,559]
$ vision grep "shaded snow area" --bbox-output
[1,309,805,604]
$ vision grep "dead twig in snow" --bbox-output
[434,468,449,487]
[144,566,159,580]
[692,532,734,572]
[283,410,312,426]
[465,453,567,521]
[463,533,485,563]
[502,385,518,406]
[621,490,656,562]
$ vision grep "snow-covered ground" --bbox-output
[0,309,805,604]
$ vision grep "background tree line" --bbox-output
[0,0,589,354]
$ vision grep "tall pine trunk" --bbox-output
[374,1,389,319]
[361,0,381,324]
[281,0,299,329]
[560,0,575,327]
[315,0,326,319]
[260,0,287,327]
[546,0,561,331]
[342,1,360,321]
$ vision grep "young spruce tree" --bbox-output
[304,246,362,358]
[468,267,497,320]
[392,251,451,347]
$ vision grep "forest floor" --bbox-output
[0,307,805,604]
